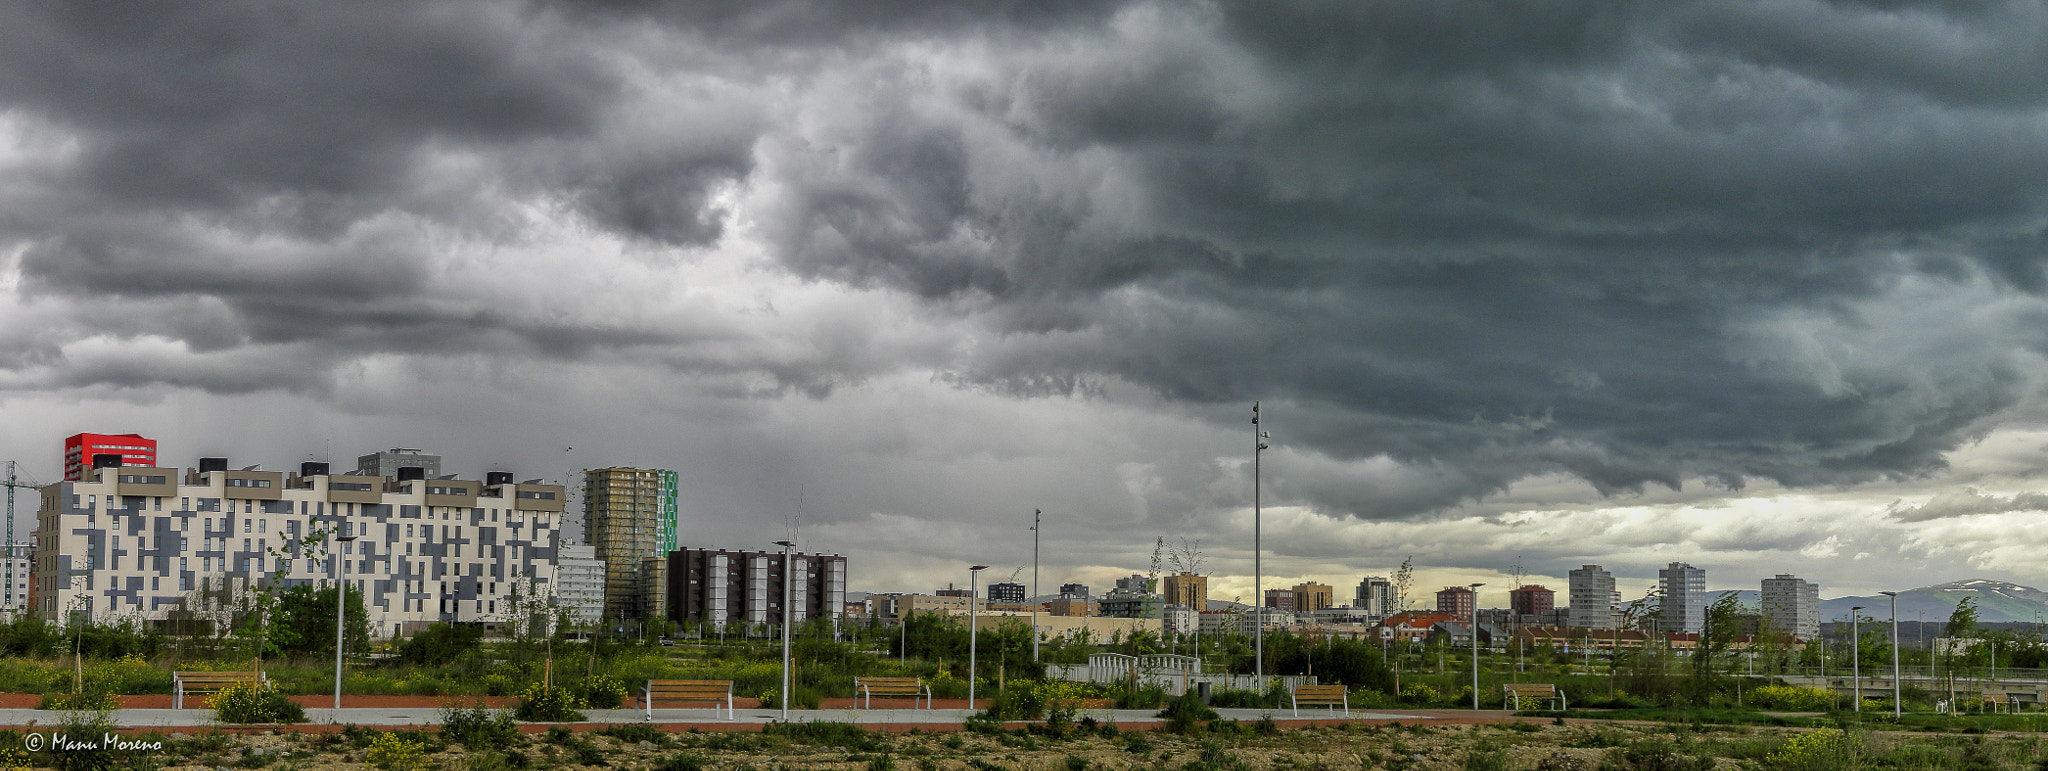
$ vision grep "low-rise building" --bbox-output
[1377,611,1458,647]
[988,581,1026,604]
[1099,588,1161,619]
[1048,597,1096,617]
[1263,588,1294,611]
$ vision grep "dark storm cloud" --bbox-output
[1887,488,2048,522]
[6,0,2048,522]
[736,0,2048,514]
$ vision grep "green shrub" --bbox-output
[440,701,521,750]
[963,712,1005,734]
[596,723,669,746]
[658,753,708,771]
[1158,691,1220,734]
[514,683,586,722]
[579,673,628,709]
[1399,683,1441,704]
[1606,737,1715,771]
[366,731,431,771]
[40,689,119,711]
[1748,685,1834,712]
[1461,740,1508,771]
[398,624,484,667]
[36,710,119,771]
[1763,728,1853,771]
[209,683,306,724]
[764,721,882,751]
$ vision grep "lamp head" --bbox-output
[1852,606,1864,612]
[773,540,794,548]
[970,565,989,572]
[1879,591,1898,597]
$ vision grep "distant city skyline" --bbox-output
[6,3,2048,603]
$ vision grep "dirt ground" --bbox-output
[62,717,2027,771]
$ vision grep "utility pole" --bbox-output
[1253,402,1269,685]
[1031,509,1041,662]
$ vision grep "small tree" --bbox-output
[1941,597,1980,707]
[1688,592,1747,705]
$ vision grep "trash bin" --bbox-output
[1197,682,1212,703]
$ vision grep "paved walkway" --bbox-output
[0,706,1443,729]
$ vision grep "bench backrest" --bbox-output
[176,672,262,686]
[857,677,924,690]
[1294,685,1347,699]
[1503,684,1557,695]
[647,680,731,700]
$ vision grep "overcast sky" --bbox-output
[5,1,2048,607]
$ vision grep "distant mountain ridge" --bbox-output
[1699,580,2048,624]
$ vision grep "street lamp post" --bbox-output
[1252,402,1269,685]
[333,528,359,713]
[1850,606,1864,711]
[1880,591,1899,717]
[774,540,795,721]
[1031,509,1041,663]
[1469,583,1485,710]
[969,565,989,710]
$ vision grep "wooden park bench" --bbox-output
[1290,683,1350,717]
[643,679,735,720]
[1983,692,2017,714]
[1503,683,1567,711]
[173,670,267,709]
[854,676,932,709]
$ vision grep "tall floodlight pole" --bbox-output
[1470,583,1485,710]
[775,540,795,720]
[1031,509,1041,662]
[333,528,359,713]
[1880,591,1899,717]
[1253,402,1270,684]
[969,565,989,709]
[1850,606,1864,711]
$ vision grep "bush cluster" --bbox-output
[208,682,306,724]
[1747,685,1834,712]
[440,702,521,750]
[514,682,586,722]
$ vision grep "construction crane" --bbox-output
[1,461,44,615]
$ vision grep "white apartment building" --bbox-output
[1568,564,1616,629]
[555,542,606,627]
[35,458,566,638]
[1760,574,1819,641]
[0,543,29,617]
[1659,562,1707,634]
